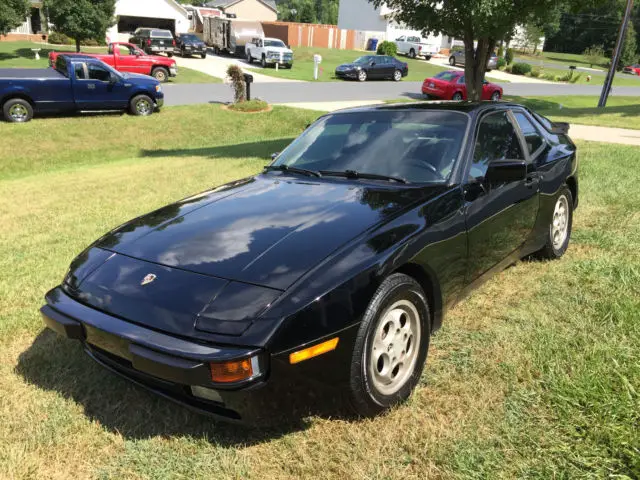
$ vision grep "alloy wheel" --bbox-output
[9,103,29,122]
[551,195,570,249]
[358,70,367,82]
[393,70,402,81]
[136,98,152,116]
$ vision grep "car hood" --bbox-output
[94,175,431,291]
[265,47,293,54]
[121,72,159,84]
[337,63,361,70]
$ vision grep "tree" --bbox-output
[619,21,637,69]
[369,0,566,101]
[44,0,116,52]
[583,44,605,67]
[523,22,544,54]
[0,0,29,36]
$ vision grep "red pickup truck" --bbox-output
[49,43,178,82]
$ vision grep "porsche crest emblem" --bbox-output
[140,273,157,286]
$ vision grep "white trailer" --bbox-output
[203,17,263,56]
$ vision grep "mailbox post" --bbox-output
[243,73,254,101]
[313,54,322,80]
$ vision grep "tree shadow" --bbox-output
[139,138,295,160]
[15,329,356,444]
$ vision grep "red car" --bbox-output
[49,43,177,83]
[422,70,502,101]
[623,64,640,75]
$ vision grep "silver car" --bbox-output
[449,50,498,71]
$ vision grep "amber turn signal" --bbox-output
[289,337,339,364]
[210,358,253,383]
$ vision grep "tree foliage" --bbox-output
[278,0,338,25]
[0,0,29,36]
[370,0,564,100]
[44,0,115,52]
[583,44,606,67]
[619,21,637,68]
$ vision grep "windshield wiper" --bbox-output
[265,165,322,178]
[320,170,408,184]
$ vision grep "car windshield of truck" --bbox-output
[151,30,173,38]
[434,71,459,81]
[272,110,469,184]
[264,39,285,47]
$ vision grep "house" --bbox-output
[1,0,47,42]
[337,0,452,52]
[106,0,192,43]
[204,0,278,22]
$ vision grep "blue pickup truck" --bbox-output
[0,55,164,123]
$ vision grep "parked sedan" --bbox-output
[335,55,408,82]
[42,101,577,424]
[422,70,502,100]
[175,33,207,59]
[449,50,498,71]
[622,64,640,75]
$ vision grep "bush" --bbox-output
[496,57,506,69]
[542,72,556,81]
[583,45,605,68]
[505,48,514,65]
[376,41,397,57]
[569,73,583,84]
[48,32,73,45]
[511,62,532,75]
[505,65,513,73]
[530,68,541,78]
[497,45,504,57]
[226,64,246,103]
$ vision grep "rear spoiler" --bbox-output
[550,121,570,135]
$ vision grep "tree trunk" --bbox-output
[75,38,81,53]
[464,35,495,102]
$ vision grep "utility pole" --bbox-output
[598,0,634,107]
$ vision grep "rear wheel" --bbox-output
[358,70,367,82]
[449,56,456,66]
[201,52,207,59]
[3,98,33,123]
[152,67,169,83]
[409,49,416,59]
[537,187,573,259]
[246,51,253,63]
[130,95,154,116]
[452,91,464,101]
[167,52,173,58]
[393,69,402,82]
[491,91,501,101]
[349,273,431,417]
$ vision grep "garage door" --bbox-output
[118,16,176,35]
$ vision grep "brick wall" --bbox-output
[0,33,48,42]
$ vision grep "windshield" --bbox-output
[151,30,173,38]
[181,34,200,42]
[264,39,286,47]
[272,110,469,183]
[434,71,460,82]
[353,56,373,64]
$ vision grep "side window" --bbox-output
[513,111,545,157]
[396,36,405,41]
[74,63,86,80]
[457,75,465,84]
[470,112,525,180]
[87,64,111,82]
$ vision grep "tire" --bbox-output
[449,56,456,66]
[349,273,431,417]
[201,52,207,59]
[424,55,432,61]
[491,91,501,101]
[409,49,416,59]
[537,187,573,259]
[3,98,33,123]
[358,69,367,82]
[129,94,154,117]
[167,52,173,58]
[452,91,464,101]
[393,69,402,82]
[261,55,267,68]
[152,67,169,83]
[246,51,253,64]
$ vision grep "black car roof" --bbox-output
[332,101,523,115]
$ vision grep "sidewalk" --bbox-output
[276,101,640,146]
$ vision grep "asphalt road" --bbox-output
[164,81,640,107]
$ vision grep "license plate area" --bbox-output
[85,324,131,362]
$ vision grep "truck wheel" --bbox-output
[3,98,33,123]
[201,52,207,59]
[424,55,432,61]
[152,67,169,83]
[130,95,154,116]
[246,51,253,64]
[261,55,267,68]
[449,57,456,66]
[167,52,173,58]
[409,49,416,59]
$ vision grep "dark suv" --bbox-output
[129,28,175,57]
[175,33,207,59]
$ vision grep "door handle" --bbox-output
[524,174,539,188]
[87,84,96,90]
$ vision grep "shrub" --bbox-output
[511,62,532,75]
[583,45,605,68]
[505,65,513,73]
[542,72,556,81]
[505,48,514,65]
[376,41,397,57]
[226,64,246,103]
[48,32,72,45]
[569,73,583,84]
[497,45,504,57]
[496,57,506,69]
[530,68,541,78]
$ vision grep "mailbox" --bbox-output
[313,54,322,80]
[243,73,254,100]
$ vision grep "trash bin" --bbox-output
[367,38,379,51]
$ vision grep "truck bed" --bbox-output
[0,68,66,79]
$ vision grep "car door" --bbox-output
[396,36,406,54]
[73,62,129,110]
[116,45,145,75]
[463,109,540,282]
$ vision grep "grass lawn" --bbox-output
[1,105,639,478]
[517,66,640,87]
[0,40,221,83]
[516,51,609,70]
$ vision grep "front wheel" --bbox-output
[151,67,169,83]
[3,98,34,123]
[358,70,367,82]
[167,52,173,58]
[130,94,155,117]
[537,187,573,259]
[449,56,456,66]
[246,51,253,64]
[452,91,464,101]
[393,69,402,82]
[491,91,501,101]
[349,273,431,417]
[261,56,267,68]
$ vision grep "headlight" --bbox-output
[155,84,162,93]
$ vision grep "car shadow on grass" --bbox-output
[140,138,296,160]
[15,329,356,444]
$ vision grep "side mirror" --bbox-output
[485,160,526,185]
[109,73,118,84]
[370,61,376,66]
[271,152,280,160]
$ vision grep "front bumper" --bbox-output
[40,287,354,424]
[265,57,293,66]
[156,97,164,108]
[335,70,358,79]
